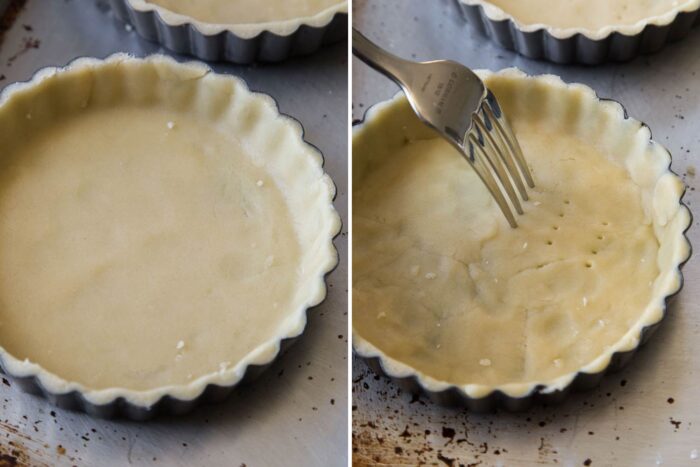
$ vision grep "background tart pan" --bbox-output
[454,0,700,65]
[0,54,341,420]
[108,0,347,63]
[352,69,693,412]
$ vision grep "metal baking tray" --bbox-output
[353,0,700,465]
[0,0,347,465]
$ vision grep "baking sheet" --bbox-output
[0,1,348,466]
[352,0,700,465]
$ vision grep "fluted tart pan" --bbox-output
[108,0,348,63]
[0,54,341,419]
[352,68,692,411]
[455,0,700,64]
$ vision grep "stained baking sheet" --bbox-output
[0,1,348,466]
[352,0,700,465]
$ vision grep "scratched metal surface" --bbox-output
[352,0,700,466]
[0,1,348,466]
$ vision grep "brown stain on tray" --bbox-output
[354,362,651,466]
[0,0,28,49]
[0,0,41,68]
[0,440,35,467]
[5,35,39,66]
[0,420,57,467]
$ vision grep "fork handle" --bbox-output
[352,28,412,87]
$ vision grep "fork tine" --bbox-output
[473,118,524,215]
[500,117,535,189]
[483,93,535,189]
[482,104,529,201]
[467,133,518,228]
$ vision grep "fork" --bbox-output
[352,28,535,228]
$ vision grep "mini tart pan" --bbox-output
[352,69,692,412]
[0,54,341,420]
[108,0,347,63]
[455,0,700,64]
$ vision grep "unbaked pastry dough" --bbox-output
[353,71,688,390]
[146,0,343,24]
[0,56,338,399]
[486,0,689,30]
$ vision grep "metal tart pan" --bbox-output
[108,0,347,63]
[455,0,700,65]
[0,55,342,420]
[352,83,693,412]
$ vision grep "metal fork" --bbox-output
[353,29,535,228]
